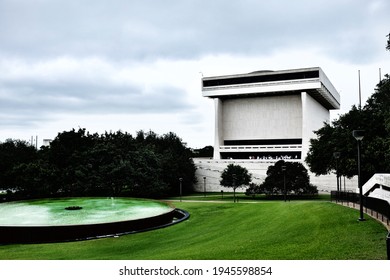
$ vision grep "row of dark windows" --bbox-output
[203,70,319,87]
[223,138,302,146]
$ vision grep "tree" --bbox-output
[2,128,196,199]
[259,160,317,197]
[0,139,37,190]
[137,130,196,196]
[11,160,60,198]
[45,128,99,196]
[386,33,390,51]
[305,74,390,184]
[220,164,252,202]
[305,106,362,179]
[192,145,214,158]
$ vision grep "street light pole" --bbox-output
[282,165,286,202]
[333,152,341,200]
[353,130,365,221]
[232,173,236,203]
[203,176,206,197]
[179,178,183,202]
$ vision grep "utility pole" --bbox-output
[358,70,362,110]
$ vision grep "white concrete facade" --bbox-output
[301,92,330,161]
[199,67,348,192]
[222,95,302,140]
[362,174,390,203]
[193,158,358,193]
[202,67,340,161]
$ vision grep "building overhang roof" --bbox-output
[202,67,340,110]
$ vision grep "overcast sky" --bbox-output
[0,0,389,148]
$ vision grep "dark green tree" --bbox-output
[220,163,252,202]
[305,74,390,184]
[386,33,390,51]
[136,130,196,196]
[45,128,98,196]
[305,106,362,179]
[192,145,214,158]
[11,160,60,198]
[257,160,317,197]
[126,149,168,197]
[82,131,137,196]
[0,139,37,190]
[2,128,196,199]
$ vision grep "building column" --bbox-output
[301,91,330,164]
[301,92,309,163]
[213,98,223,159]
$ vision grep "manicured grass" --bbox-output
[0,199,387,260]
[174,192,331,202]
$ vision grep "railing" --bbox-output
[388,232,390,260]
[219,145,302,151]
[331,191,390,226]
[331,191,390,260]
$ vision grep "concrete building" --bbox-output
[362,174,390,204]
[42,139,52,147]
[202,67,340,161]
[193,67,358,193]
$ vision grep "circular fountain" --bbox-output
[0,197,189,244]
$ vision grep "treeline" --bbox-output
[305,74,390,184]
[0,129,196,199]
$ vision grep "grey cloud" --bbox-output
[0,78,193,128]
[1,0,389,127]
[1,0,388,63]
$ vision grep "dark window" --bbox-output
[203,70,319,87]
[223,139,302,146]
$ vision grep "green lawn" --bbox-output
[0,199,387,260]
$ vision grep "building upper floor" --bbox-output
[202,67,340,110]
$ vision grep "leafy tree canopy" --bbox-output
[192,145,214,158]
[220,163,252,190]
[0,139,37,189]
[0,129,196,199]
[220,163,252,202]
[305,74,390,184]
[246,160,318,197]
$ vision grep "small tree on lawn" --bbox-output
[259,160,318,197]
[220,164,252,202]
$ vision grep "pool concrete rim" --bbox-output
[0,196,175,226]
[0,197,189,244]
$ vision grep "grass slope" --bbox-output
[0,200,387,260]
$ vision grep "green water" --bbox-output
[0,198,173,226]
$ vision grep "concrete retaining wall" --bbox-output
[193,158,357,194]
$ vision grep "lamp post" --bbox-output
[282,165,286,202]
[352,130,365,221]
[232,173,236,203]
[179,177,183,202]
[203,176,206,197]
[333,152,341,199]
